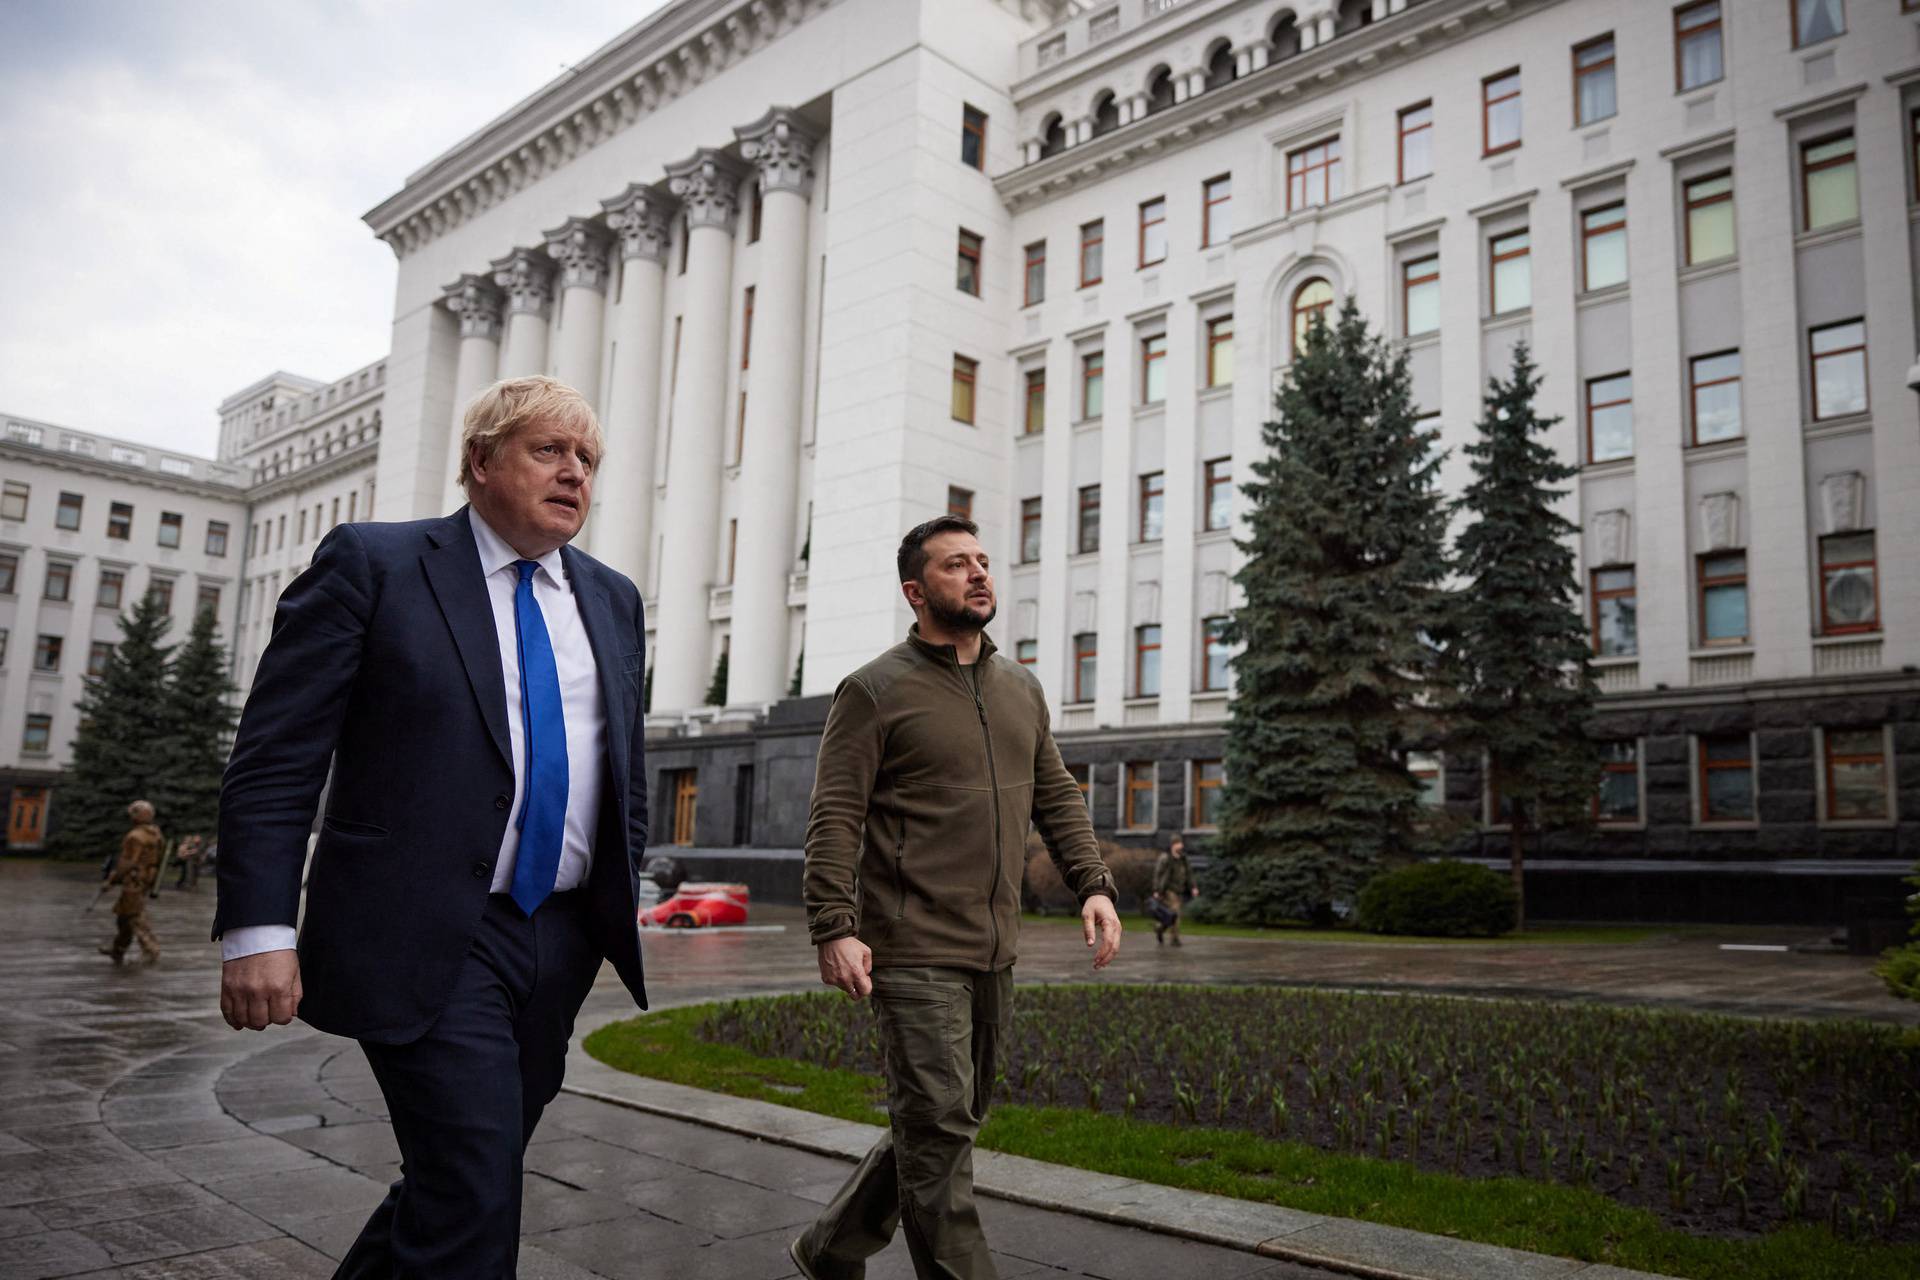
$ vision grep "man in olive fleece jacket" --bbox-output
[792,515,1121,1280]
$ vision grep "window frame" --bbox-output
[1489,229,1531,314]
[1072,632,1098,703]
[1081,350,1105,420]
[107,502,132,540]
[33,633,62,673]
[1808,318,1868,421]
[1790,0,1844,49]
[1402,254,1440,337]
[1821,725,1891,822]
[22,713,52,756]
[1201,615,1231,691]
[1138,196,1167,268]
[1191,758,1224,830]
[1697,551,1749,646]
[1682,171,1735,265]
[956,229,983,297]
[1291,278,1334,355]
[1818,531,1879,636]
[1023,367,1046,436]
[1585,371,1634,464]
[1077,484,1101,554]
[1580,202,1628,292]
[1134,624,1162,698]
[43,560,72,603]
[1139,333,1167,404]
[0,481,25,522]
[951,354,979,424]
[1202,458,1232,532]
[1482,68,1522,156]
[1285,137,1342,212]
[54,491,83,532]
[1138,470,1165,543]
[1019,496,1043,564]
[961,104,987,170]
[1204,314,1234,388]
[946,485,974,520]
[0,552,15,596]
[1397,101,1433,184]
[1201,174,1232,248]
[1122,761,1157,830]
[1015,639,1038,667]
[1079,219,1104,288]
[1572,34,1618,127]
[1673,1,1724,93]
[1799,131,1858,232]
[1023,241,1046,307]
[95,569,123,610]
[1591,565,1637,656]
[157,511,183,549]
[1688,349,1742,445]
[1697,732,1755,824]
[1595,740,1643,825]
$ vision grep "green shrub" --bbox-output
[1357,860,1517,937]
[1879,943,1920,1001]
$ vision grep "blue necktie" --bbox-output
[509,560,569,915]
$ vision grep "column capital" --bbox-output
[542,218,614,293]
[491,247,556,318]
[601,184,677,263]
[441,273,504,341]
[664,148,751,233]
[735,106,819,198]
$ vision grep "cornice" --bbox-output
[362,0,838,259]
[0,441,249,503]
[244,439,381,503]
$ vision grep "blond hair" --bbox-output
[456,376,604,490]
[127,800,154,823]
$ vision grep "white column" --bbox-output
[438,274,503,514]
[1095,326,1139,727]
[650,147,748,716]
[727,107,819,712]
[593,184,675,590]
[543,217,613,406]
[492,247,555,377]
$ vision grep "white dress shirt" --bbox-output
[221,509,609,961]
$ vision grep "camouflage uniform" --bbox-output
[104,822,165,963]
[1152,849,1194,946]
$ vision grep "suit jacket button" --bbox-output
[494,794,509,810]
[473,861,491,878]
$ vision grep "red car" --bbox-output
[639,882,751,929]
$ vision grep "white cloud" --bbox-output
[0,0,666,456]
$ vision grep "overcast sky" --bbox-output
[0,0,671,457]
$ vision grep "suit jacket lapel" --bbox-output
[423,509,513,771]
[562,545,630,787]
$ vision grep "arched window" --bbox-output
[1146,66,1176,114]
[1091,92,1120,137]
[1291,278,1335,355]
[1335,0,1374,37]
[1203,41,1236,92]
[1040,113,1066,159]
[1270,11,1302,60]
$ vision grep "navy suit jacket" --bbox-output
[215,508,648,1043]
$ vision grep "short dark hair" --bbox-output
[897,515,979,584]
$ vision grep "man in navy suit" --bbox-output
[215,376,649,1277]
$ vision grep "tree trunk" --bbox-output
[1508,818,1527,934]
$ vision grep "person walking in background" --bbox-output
[100,800,164,965]
[793,515,1122,1280]
[173,834,206,890]
[1152,835,1198,947]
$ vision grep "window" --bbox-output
[1203,459,1232,531]
[669,769,698,845]
[1138,472,1164,542]
[1140,334,1167,403]
[1689,351,1742,444]
[1202,175,1232,247]
[951,355,978,423]
[1801,133,1858,231]
[1792,0,1844,48]
[1015,639,1037,666]
[1403,256,1440,336]
[1398,102,1433,183]
[1409,753,1444,807]
[1573,36,1617,125]
[1591,567,1637,656]
[108,502,131,540]
[1024,241,1046,306]
[1698,733,1754,822]
[1674,2,1723,91]
[1201,616,1231,690]
[1483,69,1522,154]
[1073,633,1097,702]
[158,511,182,549]
[96,569,123,609]
[946,486,974,520]
[87,640,114,677]
[956,230,983,296]
[1205,315,1234,388]
[0,481,26,521]
[1146,66,1176,114]
[43,561,70,602]
[1138,197,1167,268]
[1079,220,1104,287]
[1824,727,1889,820]
[206,521,229,557]
[961,104,987,170]
[1292,278,1334,354]
[1024,369,1046,435]
[1809,320,1867,420]
[1,552,19,594]
[55,492,82,532]
[1286,138,1342,211]
[23,714,51,755]
[1490,230,1531,313]
[1135,624,1161,697]
[1819,532,1878,634]
[1683,172,1735,264]
[34,634,62,672]
[1698,552,1748,645]
[149,577,174,616]
[1597,741,1641,823]
[1192,759,1224,828]
[1078,485,1101,553]
[1020,498,1042,563]
[1123,762,1156,829]
[1586,373,1633,463]
[1581,203,1627,291]
[1081,351,1104,419]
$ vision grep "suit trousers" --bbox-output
[799,965,1015,1280]
[335,890,600,1280]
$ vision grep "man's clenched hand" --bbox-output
[817,936,873,1000]
[1082,895,1122,970]
[221,949,302,1030]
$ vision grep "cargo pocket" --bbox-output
[873,976,965,1120]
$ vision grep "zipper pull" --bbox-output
[974,695,986,724]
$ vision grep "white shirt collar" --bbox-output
[468,506,568,591]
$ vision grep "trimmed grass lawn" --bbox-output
[1022,911,1667,945]
[586,999,1920,1280]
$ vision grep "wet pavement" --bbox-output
[1,857,1909,1279]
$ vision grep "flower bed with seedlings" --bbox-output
[703,985,1920,1248]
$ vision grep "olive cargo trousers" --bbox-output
[797,965,1014,1280]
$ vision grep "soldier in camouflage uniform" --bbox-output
[100,800,164,965]
[1151,836,1197,947]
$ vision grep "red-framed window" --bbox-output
[1079,220,1104,287]
[947,486,973,519]
[1801,132,1858,231]
[1674,2,1723,92]
[1140,334,1167,403]
[1286,137,1342,211]
[1138,197,1167,267]
[1489,230,1530,314]
[1809,319,1867,420]
[1081,350,1104,419]
[1192,759,1224,828]
[1205,315,1234,388]
[950,355,978,424]
[956,229,983,296]
[1689,350,1742,445]
[1572,35,1617,126]
[1023,241,1046,306]
[1077,484,1101,553]
[1202,175,1232,247]
[1698,552,1748,645]
[1203,458,1232,531]
[1791,0,1844,49]
[1138,471,1165,542]
[1123,761,1156,829]
[1398,102,1433,183]
[1024,368,1046,435]
[1019,497,1042,563]
[1402,255,1439,336]
[1580,202,1627,291]
[1591,566,1637,656]
[961,104,987,169]
[1291,278,1333,354]
[1818,531,1878,634]
[1201,615,1231,690]
[1683,172,1734,264]
[1697,733,1754,822]
[1585,372,1633,463]
[1483,68,1522,155]
[1596,741,1641,823]
[1015,639,1037,666]
[1134,624,1162,697]
[1072,632,1097,702]
[1823,727,1890,820]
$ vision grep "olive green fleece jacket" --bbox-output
[804,625,1116,971]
